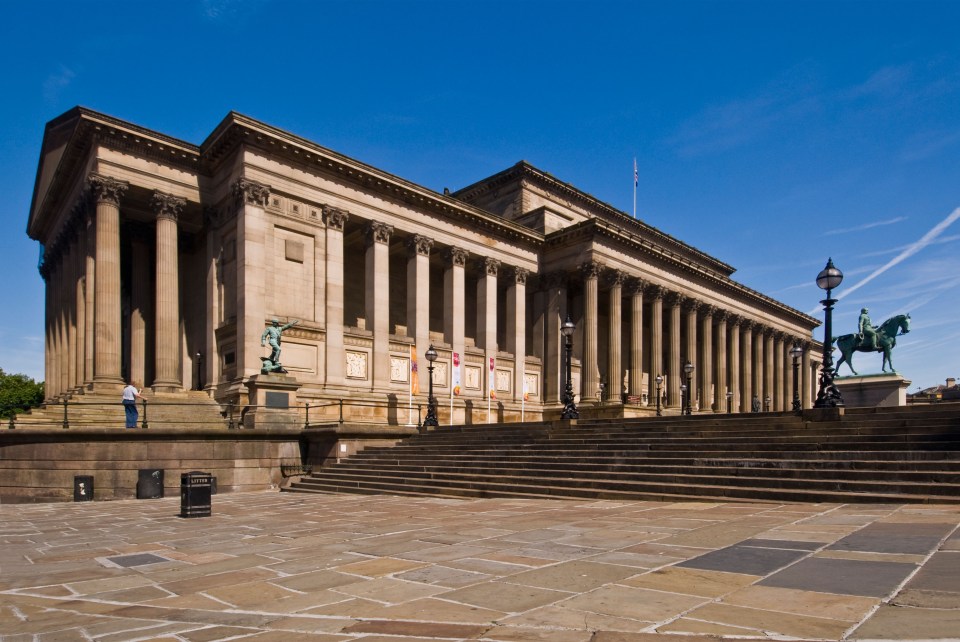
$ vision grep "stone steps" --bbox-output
[287,403,960,504]
[11,390,228,430]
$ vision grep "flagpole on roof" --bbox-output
[633,157,638,219]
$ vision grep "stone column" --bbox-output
[42,269,52,399]
[607,270,625,404]
[667,293,683,408]
[684,299,699,408]
[89,174,128,388]
[765,330,775,411]
[152,192,186,391]
[130,238,150,388]
[628,279,644,400]
[83,210,95,387]
[741,321,753,412]
[323,207,348,387]
[478,257,500,405]
[754,326,765,407]
[65,240,78,392]
[700,305,714,412]
[648,285,664,405]
[715,311,728,413]
[506,267,528,402]
[543,272,568,404]
[581,261,601,403]
[444,247,468,400]
[366,221,394,391]
[407,234,433,386]
[729,316,741,412]
[802,340,813,409]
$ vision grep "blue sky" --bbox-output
[2,0,959,390]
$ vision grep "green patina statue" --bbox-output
[833,312,910,376]
[260,318,300,374]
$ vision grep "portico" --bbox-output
[29,108,821,423]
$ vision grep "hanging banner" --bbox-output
[410,345,419,395]
[489,357,496,400]
[452,352,461,396]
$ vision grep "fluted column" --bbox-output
[684,299,699,407]
[407,234,433,390]
[741,321,754,411]
[580,261,601,403]
[444,247,468,406]
[648,285,664,405]
[753,326,765,407]
[130,238,150,388]
[607,270,625,403]
[802,341,813,409]
[700,305,714,412]
[729,316,741,412]
[324,206,348,387]
[65,241,77,392]
[628,279,644,400]
[765,330,775,410]
[715,311,728,413]
[153,192,186,391]
[89,174,128,387]
[506,267,528,402]
[366,221,394,391]
[83,210,95,387]
[667,293,683,408]
[543,272,568,404]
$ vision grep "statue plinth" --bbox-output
[835,373,911,408]
[243,373,302,430]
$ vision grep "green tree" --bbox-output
[0,369,44,419]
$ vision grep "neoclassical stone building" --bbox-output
[28,107,821,422]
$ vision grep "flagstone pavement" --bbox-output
[2,491,959,641]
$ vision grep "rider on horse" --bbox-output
[858,308,878,351]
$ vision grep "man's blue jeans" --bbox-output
[123,401,138,428]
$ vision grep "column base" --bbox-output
[151,379,183,393]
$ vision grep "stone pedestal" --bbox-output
[243,374,302,430]
[836,373,911,408]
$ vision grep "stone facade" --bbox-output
[28,107,821,422]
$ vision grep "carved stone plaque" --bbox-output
[496,369,511,393]
[345,351,368,379]
[465,365,481,390]
[391,357,409,383]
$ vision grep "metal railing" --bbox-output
[6,397,427,431]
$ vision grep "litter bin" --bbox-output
[74,475,94,502]
[137,469,164,499]
[180,471,213,518]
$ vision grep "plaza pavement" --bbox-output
[1,491,959,641]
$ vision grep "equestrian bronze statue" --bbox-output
[833,310,910,376]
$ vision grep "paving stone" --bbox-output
[503,560,639,593]
[479,624,593,641]
[395,563,493,588]
[655,616,762,636]
[559,584,707,622]
[721,584,878,621]
[439,581,573,613]
[852,603,960,639]
[620,566,758,597]
[899,550,960,593]
[828,522,955,555]
[497,604,651,632]
[759,556,916,597]
[676,543,808,575]
[335,556,427,577]
[893,588,960,608]
[340,619,490,638]
[360,596,505,623]
[681,602,853,639]
[814,549,927,564]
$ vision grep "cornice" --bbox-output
[199,113,544,248]
[545,218,818,329]
[455,161,734,276]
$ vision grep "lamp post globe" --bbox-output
[655,374,663,417]
[726,390,733,414]
[683,361,695,416]
[790,343,803,413]
[423,345,439,428]
[814,258,845,408]
[560,316,579,420]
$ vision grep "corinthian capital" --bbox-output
[152,191,186,222]
[580,260,603,280]
[233,178,270,208]
[88,174,128,206]
[480,257,500,277]
[366,221,394,246]
[322,206,348,230]
[511,266,529,285]
[408,234,433,257]
[446,247,469,268]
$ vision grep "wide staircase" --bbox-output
[10,390,228,430]
[286,404,960,504]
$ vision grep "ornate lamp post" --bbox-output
[683,361,695,415]
[655,374,663,417]
[790,343,803,413]
[814,258,844,408]
[561,316,579,419]
[726,390,733,414]
[764,395,771,412]
[423,345,439,428]
[680,383,687,415]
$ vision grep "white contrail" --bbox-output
[811,207,960,314]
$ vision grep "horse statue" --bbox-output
[833,313,910,376]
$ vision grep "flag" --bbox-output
[410,345,419,395]
[633,158,638,186]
